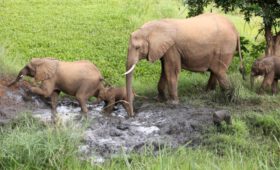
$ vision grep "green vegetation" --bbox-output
[0,0,280,169]
[0,114,92,169]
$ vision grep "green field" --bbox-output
[1,0,280,169]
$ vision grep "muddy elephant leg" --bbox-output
[157,59,167,101]
[76,84,93,117]
[30,81,55,98]
[272,79,278,95]
[206,72,217,91]
[76,95,89,116]
[50,90,60,122]
[259,72,274,94]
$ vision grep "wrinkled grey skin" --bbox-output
[251,56,280,95]
[213,110,232,126]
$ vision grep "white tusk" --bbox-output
[123,64,136,75]
[20,75,24,78]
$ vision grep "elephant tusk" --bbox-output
[123,64,136,75]
[20,75,24,78]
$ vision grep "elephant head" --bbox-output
[250,58,273,88]
[124,21,176,116]
[9,58,59,87]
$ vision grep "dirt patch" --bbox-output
[0,77,217,163]
[79,102,214,163]
[0,77,47,125]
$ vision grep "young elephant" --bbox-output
[94,86,133,115]
[9,58,104,121]
[251,56,280,94]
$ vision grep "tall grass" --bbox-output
[0,114,93,169]
[1,112,279,170]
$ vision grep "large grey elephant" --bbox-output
[125,13,245,116]
[9,58,104,120]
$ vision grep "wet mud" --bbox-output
[0,78,216,163]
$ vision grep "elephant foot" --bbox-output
[257,89,265,95]
[167,99,179,105]
[154,94,167,102]
[101,110,112,117]
[205,86,216,91]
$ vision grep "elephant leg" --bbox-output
[206,72,217,91]
[50,90,60,122]
[76,84,93,116]
[272,79,278,95]
[214,71,230,91]
[259,72,274,94]
[164,53,181,104]
[157,59,167,101]
[30,81,55,98]
[76,95,89,115]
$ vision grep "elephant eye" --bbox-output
[135,46,140,50]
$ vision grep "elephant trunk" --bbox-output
[8,67,28,87]
[250,73,255,89]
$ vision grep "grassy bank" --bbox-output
[1,0,279,169]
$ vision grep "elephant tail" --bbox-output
[237,36,246,80]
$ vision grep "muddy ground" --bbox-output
[0,78,219,163]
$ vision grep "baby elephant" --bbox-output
[9,58,104,121]
[94,86,133,115]
[251,56,280,94]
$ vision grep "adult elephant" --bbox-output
[124,13,245,116]
[9,58,104,121]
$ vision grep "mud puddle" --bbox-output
[0,78,216,164]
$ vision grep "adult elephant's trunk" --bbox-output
[125,63,136,117]
[250,73,255,89]
[8,67,28,87]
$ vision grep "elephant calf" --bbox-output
[251,56,280,94]
[94,86,133,115]
[9,58,104,121]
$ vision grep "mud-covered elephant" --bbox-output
[9,58,104,120]
[125,13,245,116]
[94,86,132,115]
[251,56,280,94]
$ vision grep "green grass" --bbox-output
[1,112,279,169]
[0,114,93,169]
[0,0,180,85]
[1,0,280,169]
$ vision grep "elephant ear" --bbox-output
[147,25,175,62]
[30,58,59,81]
